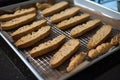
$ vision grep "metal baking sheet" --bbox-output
[0,0,120,80]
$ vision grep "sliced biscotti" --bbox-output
[87,25,112,49]
[56,13,90,30]
[30,34,66,58]
[50,7,80,23]
[50,39,80,68]
[11,19,47,40]
[70,19,101,37]
[88,43,112,59]
[41,1,69,16]
[88,34,120,59]
[67,52,87,72]
[0,7,36,21]
[1,13,36,30]
[36,2,52,10]
[110,34,120,46]
[15,26,51,48]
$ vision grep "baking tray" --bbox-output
[0,0,120,80]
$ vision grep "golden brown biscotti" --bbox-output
[67,52,87,72]
[41,1,69,16]
[15,26,51,48]
[1,13,36,30]
[50,39,80,68]
[50,7,80,23]
[11,19,47,40]
[70,19,101,37]
[88,43,112,59]
[110,34,120,46]
[87,25,112,49]
[36,2,52,10]
[56,13,90,30]
[0,7,36,21]
[30,34,66,58]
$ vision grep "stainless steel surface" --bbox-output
[75,0,120,20]
[0,0,120,80]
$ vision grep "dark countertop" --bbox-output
[0,47,26,80]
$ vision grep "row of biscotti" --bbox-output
[0,1,74,22]
[40,1,85,24]
[40,1,112,46]
[0,1,53,30]
[55,14,113,50]
[67,34,120,72]
[0,1,52,22]
[52,10,113,50]
[28,31,120,73]
[0,7,40,31]
[29,34,81,69]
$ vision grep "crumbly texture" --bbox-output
[0,7,36,21]
[50,7,80,23]
[36,2,52,10]
[11,19,47,40]
[70,19,101,37]
[67,52,87,72]
[87,25,112,49]
[15,26,51,48]
[88,43,112,59]
[30,34,66,58]
[110,34,120,46]
[57,13,90,30]
[41,1,69,16]
[50,39,80,68]
[1,13,36,30]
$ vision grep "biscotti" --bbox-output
[110,34,120,46]
[50,39,80,68]
[67,52,87,72]
[70,19,101,37]
[0,7,36,21]
[87,25,112,49]
[88,43,112,59]
[11,19,47,40]
[56,13,90,30]
[15,26,51,48]
[50,7,80,23]
[36,2,52,10]
[30,34,66,58]
[41,1,69,16]
[1,13,36,30]
[88,34,120,59]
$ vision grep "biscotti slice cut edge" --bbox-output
[88,42,112,59]
[1,13,36,30]
[15,26,51,48]
[70,19,101,37]
[50,39,80,68]
[50,7,80,23]
[41,1,69,16]
[36,2,52,10]
[11,19,47,40]
[87,25,112,49]
[67,52,87,72]
[0,7,36,21]
[30,34,66,58]
[110,34,120,46]
[56,13,90,30]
